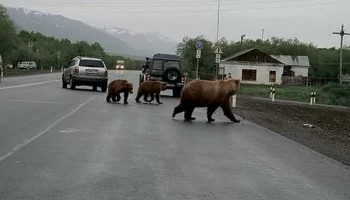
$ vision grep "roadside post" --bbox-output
[214,46,223,79]
[0,54,2,82]
[195,41,203,80]
[50,66,53,73]
[270,84,273,98]
[272,88,275,102]
[310,92,313,105]
[0,67,2,83]
[313,92,316,104]
[310,92,316,105]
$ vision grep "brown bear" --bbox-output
[172,78,241,123]
[135,81,167,104]
[106,79,133,104]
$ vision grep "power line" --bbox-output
[8,1,348,14]
[7,0,311,7]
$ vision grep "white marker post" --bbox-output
[270,85,273,98]
[272,88,275,102]
[0,67,3,81]
[310,92,313,105]
[313,92,316,104]
[50,66,53,73]
[231,95,236,107]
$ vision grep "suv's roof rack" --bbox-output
[152,53,181,61]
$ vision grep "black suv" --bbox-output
[139,53,185,97]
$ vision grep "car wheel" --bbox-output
[139,74,143,85]
[62,75,67,89]
[69,76,76,90]
[162,67,181,84]
[101,82,107,92]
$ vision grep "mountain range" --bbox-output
[5,7,178,58]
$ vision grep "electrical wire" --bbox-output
[8,1,347,14]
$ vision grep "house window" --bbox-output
[269,71,276,82]
[242,69,257,81]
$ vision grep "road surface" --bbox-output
[0,70,349,200]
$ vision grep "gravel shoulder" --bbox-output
[232,95,350,166]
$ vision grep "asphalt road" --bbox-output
[0,70,349,200]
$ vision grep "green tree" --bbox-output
[176,35,350,80]
[0,5,18,64]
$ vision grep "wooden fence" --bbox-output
[282,76,338,86]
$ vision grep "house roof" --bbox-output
[221,48,284,64]
[270,55,310,67]
[221,48,257,62]
[221,48,310,67]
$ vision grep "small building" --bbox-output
[220,48,285,85]
[270,55,310,77]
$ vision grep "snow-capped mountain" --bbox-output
[5,7,169,57]
[98,25,177,54]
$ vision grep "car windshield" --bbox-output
[79,60,104,68]
[164,60,180,69]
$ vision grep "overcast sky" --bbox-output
[1,0,350,48]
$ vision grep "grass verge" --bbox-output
[239,83,350,107]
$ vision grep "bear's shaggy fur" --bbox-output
[172,78,241,122]
[106,79,133,104]
[135,81,167,104]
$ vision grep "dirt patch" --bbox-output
[232,95,350,166]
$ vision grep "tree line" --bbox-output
[176,35,350,80]
[0,5,144,70]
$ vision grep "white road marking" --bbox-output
[0,80,60,90]
[59,129,93,133]
[0,96,95,162]
[0,99,68,105]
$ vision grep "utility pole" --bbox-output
[28,42,33,63]
[333,24,350,84]
[215,0,221,78]
[57,51,61,71]
[240,34,246,51]
[261,29,265,41]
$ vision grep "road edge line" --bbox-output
[0,80,60,90]
[0,96,95,163]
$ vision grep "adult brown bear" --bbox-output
[172,78,241,123]
[135,81,167,104]
[106,79,133,104]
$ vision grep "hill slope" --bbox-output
[5,7,150,56]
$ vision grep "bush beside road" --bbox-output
[1,68,60,78]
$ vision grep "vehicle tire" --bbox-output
[172,88,182,98]
[69,76,76,90]
[62,75,67,89]
[101,82,107,92]
[139,74,142,85]
[162,67,181,84]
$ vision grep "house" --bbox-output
[220,48,285,85]
[270,55,310,77]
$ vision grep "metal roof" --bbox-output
[221,48,257,62]
[270,55,310,67]
[221,48,310,67]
